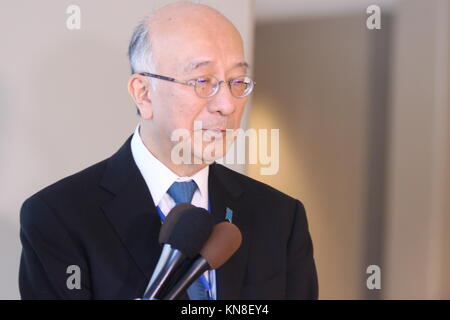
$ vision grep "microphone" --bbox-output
[162,221,242,300]
[142,204,213,300]
[145,203,194,291]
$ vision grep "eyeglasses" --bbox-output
[138,72,255,98]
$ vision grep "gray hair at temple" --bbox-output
[128,16,157,84]
[127,15,157,115]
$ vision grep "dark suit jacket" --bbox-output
[19,136,318,300]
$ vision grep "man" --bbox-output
[19,2,318,300]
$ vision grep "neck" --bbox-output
[139,125,208,177]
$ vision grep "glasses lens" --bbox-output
[194,76,217,98]
[230,77,254,98]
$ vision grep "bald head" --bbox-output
[150,1,236,29]
[128,1,245,76]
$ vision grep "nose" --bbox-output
[207,81,236,116]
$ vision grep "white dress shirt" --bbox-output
[130,125,216,299]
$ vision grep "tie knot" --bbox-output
[167,181,198,205]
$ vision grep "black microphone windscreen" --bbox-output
[168,207,213,258]
[159,203,195,244]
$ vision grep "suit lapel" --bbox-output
[100,136,162,285]
[209,163,252,300]
[98,137,251,300]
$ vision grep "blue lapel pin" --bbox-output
[225,207,234,223]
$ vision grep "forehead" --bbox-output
[183,60,249,73]
[158,37,245,75]
[151,14,245,74]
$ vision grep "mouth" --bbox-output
[201,128,226,140]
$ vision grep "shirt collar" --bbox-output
[130,125,209,207]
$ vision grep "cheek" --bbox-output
[231,101,247,127]
[155,90,202,129]
[180,101,209,129]
[179,104,203,128]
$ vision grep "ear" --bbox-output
[127,74,153,119]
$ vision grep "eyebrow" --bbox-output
[234,61,250,70]
[183,60,250,73]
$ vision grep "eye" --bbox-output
[230,78,249,89]
[194,76,217,98]
[229,76,254,97]
[196,77,212,84]
[231,78,246,85]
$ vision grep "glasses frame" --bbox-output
[138,72,255,98]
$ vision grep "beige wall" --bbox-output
[0,0,254,299]
[384,0,450,299]
[252,0,450,300]
[250,15,379,299]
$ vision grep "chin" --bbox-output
[194,141,230,164]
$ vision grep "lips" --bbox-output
[202,128,226,139]
[203,128,226,132]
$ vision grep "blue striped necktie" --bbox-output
[167,181,209,300]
